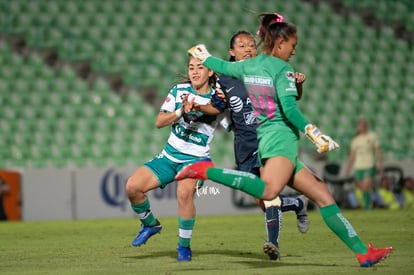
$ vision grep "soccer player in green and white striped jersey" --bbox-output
[125,57,229,261]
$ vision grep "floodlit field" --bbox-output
[1,209,413,275]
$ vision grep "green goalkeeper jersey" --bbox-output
[204,54,310,139]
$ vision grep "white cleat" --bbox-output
[297,195,310,233]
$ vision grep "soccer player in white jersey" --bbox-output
[125,57,228,261]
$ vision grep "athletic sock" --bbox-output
[363,192,372,209]
[206,168,265,198]
[320,203,368,254]
[178,217,195,248]
[131,199,157,227]
[265,205,282,247]
[280,195,303,214]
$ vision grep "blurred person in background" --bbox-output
[345,117,384,210]
[184,29,309,261]
[125,56,228,261]
[396,176,414,209]
[372,175,401,210]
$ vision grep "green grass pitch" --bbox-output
[1,209,413,274]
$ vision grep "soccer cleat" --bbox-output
[131,220,162,247]
[356,243,393,267]
[263,242,280,261]
[177,244,192,261]
[175,158,214,181]
[296,195,310,233]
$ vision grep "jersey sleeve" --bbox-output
[210,86,228,112]
[277,64,309,132]
[204,56,244,79]
[280,96,309,132]
[160,86,177,112]
[277,64,299,98]
[371,133,380,147]
[350,138,357,150]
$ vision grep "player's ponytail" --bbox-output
[257,12,297,54]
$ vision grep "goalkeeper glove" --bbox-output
[305,124,339,153]
[188,44,211,63]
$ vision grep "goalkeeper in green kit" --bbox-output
[176,13,392,268]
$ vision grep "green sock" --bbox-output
[320,204,367,254]
[206,168,265,198]
[363,192,371,209]
[178,217,195,248]
[131,199,157,227]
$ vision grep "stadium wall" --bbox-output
[4,160,413,221]
[20,167,260,221]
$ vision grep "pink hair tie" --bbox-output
[256,12,285,35]
[272,13,284,23]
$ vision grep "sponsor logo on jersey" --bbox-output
[286,71,295,81]
[225,86,235,93]
[229,96,243,112]
[244,75,273,86]
[244,111,257,125]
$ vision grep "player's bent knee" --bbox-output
[125,176,156,197]
[125,177,139,196]
[176,189,194,202]
[264,197,281,208]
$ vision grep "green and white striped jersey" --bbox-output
[160,83,229,163]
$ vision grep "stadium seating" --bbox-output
[0,0,413,170]
[342,0,414,32]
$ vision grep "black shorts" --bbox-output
[237,155,260,177]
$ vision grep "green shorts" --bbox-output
[144,152,206,189]
[354,166,377,181]
[258,130,304,174]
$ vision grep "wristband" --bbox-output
[175,108,183,117]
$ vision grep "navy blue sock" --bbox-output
[265,205,282,247]
[280,195,303,214]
